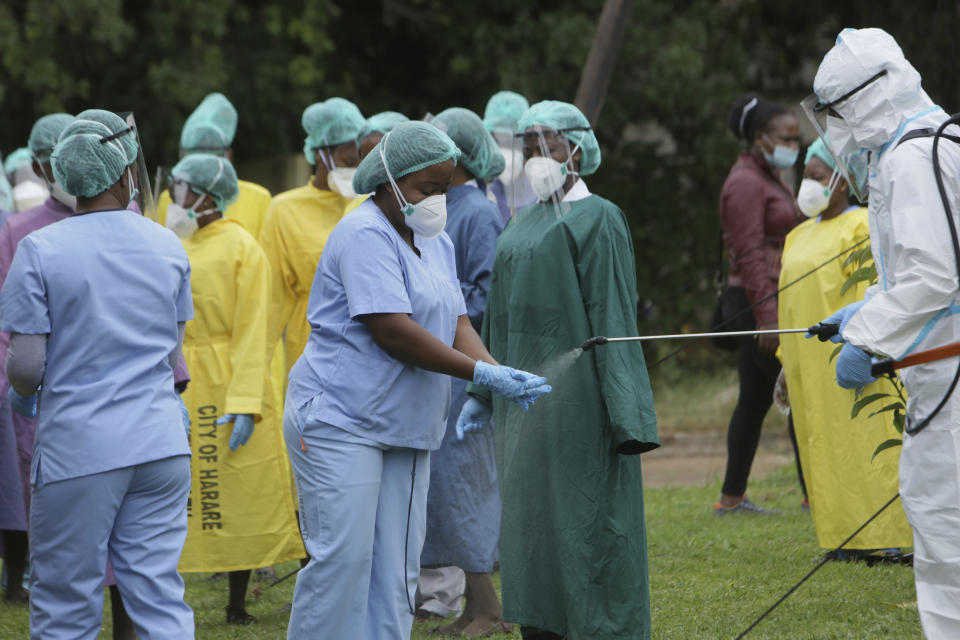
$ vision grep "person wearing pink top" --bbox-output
[715,94,801,515]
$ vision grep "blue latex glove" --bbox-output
[456,397,492,440]
[473,361,552,409]
[807,299,868,343]
[836,343,878,389]
[7,387,37,417]
[217,414,255,451]
[178,395,190,436]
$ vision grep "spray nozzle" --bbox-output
[580,336,608,351]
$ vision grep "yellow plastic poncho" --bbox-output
[178,218,302,571]
[258,181,362,374]
[778,207,911,549]
[161,178,285,408]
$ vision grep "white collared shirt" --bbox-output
[562,178,591,203]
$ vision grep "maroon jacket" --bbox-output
[719,152,799,326]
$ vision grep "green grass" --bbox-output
[0,464,919,639]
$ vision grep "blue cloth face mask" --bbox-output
[761,134,799,168]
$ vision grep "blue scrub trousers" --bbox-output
[284,399,430,640]
[29,455,194,639]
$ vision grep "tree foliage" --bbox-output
[1,1,958,355]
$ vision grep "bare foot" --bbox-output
[432,612,474,635]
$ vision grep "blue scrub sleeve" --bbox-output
[458,216,498,326]
[339,224,413,318]
[0,239,51,334]
[175,258,194,323]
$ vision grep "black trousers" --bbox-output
[721,331,783,497]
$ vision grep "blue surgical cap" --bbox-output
[483,91,530,134]
[171,153,239,211]
[432,107,505,181]
[28,114,74,164]
[180,93,238,154]
[52,110,139,198]
[360,111,409,139]
[517,101,601,176]
[353,121,459,195]
[302,98,366,165]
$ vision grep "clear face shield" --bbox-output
[801,69,887,204]
[116,112,157,221]
[513,126,586,220]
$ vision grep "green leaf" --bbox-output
[893,410,905,434]
[829,344,843,363]
[851,393,891,419]
[840,266,878,296]
[872,438,903,461]
[868,402,903,419]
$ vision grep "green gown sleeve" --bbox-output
[573,200,659,454]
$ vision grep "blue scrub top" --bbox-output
[444,184,503,331]
[287,198,467,450]
[0,209,193,484]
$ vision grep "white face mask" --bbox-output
[499,146,524,187]
[165,186,208,238]
[327,167,359,198]
[399,193,447,239]
[379,132,448,239]
[37,164,77,211]
[50,181,77,211]
[523,142,580,202]
[796,169,842,218]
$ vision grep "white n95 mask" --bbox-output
[327,167,359,199]
[49,181,77,211]
[379,131,448,239]
[796,169,841,218]
[524,157,568,202]
[165,203,200,238]
[400,193,447,239]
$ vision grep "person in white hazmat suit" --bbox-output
[810,27,960,637]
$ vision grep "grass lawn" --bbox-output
[0,465,919,639]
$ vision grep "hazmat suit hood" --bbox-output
[814,28,935,152]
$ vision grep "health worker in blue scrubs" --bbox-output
[0,110,195,639]
[283,120,551,640]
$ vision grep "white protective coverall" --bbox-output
[815,27,960,637]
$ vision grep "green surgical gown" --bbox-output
[473,194,659,639]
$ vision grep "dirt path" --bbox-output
[643,430,793,488]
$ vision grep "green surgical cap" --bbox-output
[28,114,74,163]
[804,137,837,171]
[302,98,366,165]
[51,109,139,198]
[483,91,529,134]
[805,135,868,197]
[432,107,505,181]
[352,121,459,195]
[3,148,33,176]
[518,100,601,176]
[171,153,239,211]
[180,93,238,154]
[360,111,409,139]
